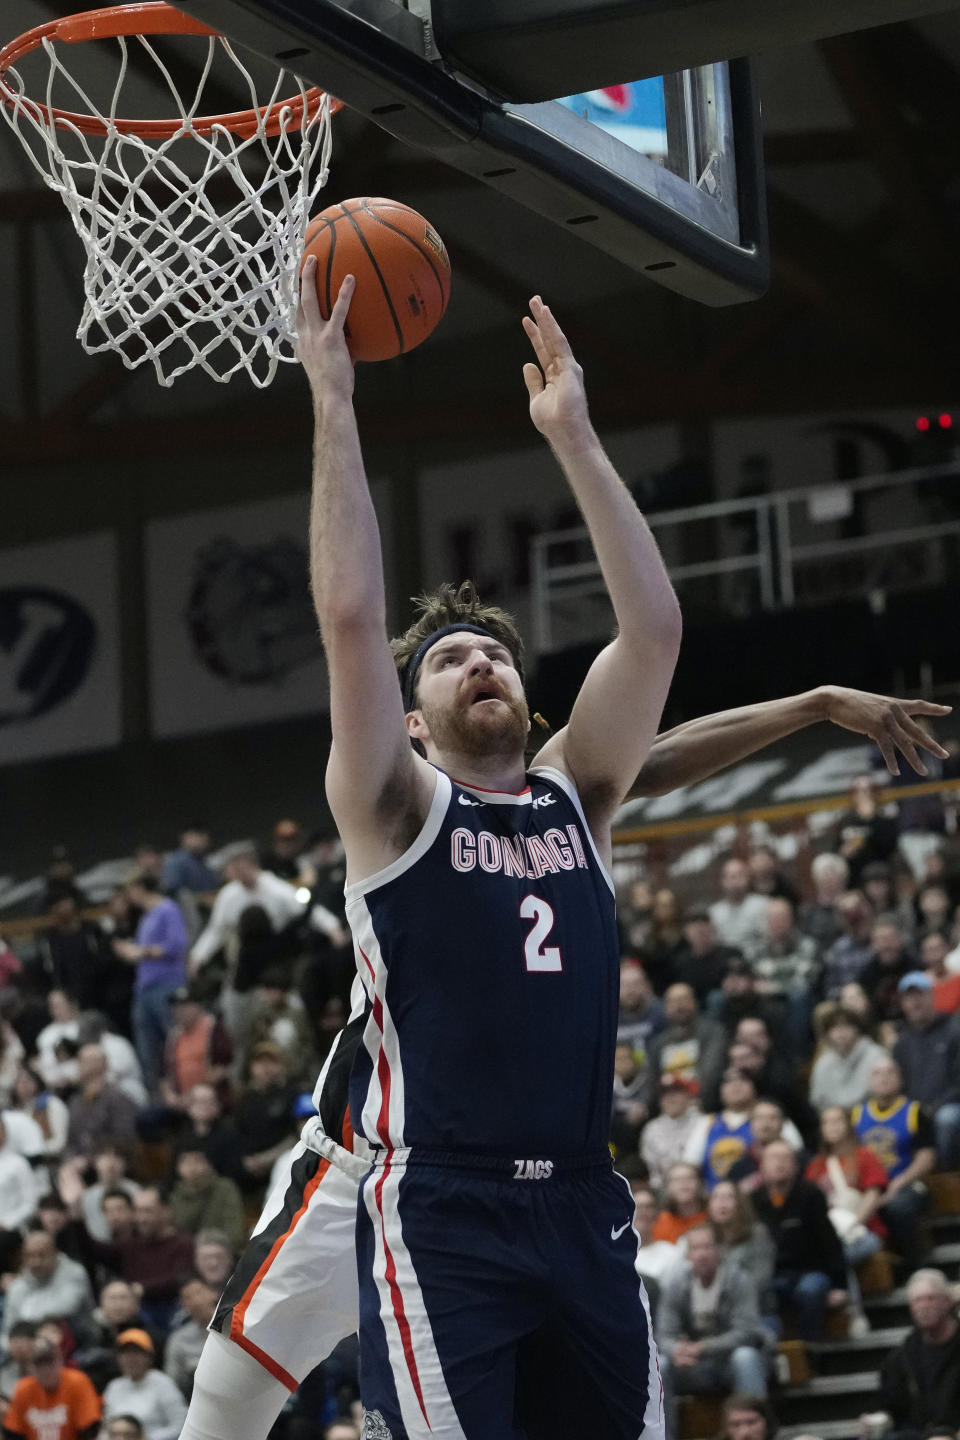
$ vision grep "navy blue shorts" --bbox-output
[356,1152,664,1440]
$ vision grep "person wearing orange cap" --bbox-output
[101,1332,186,1440]
[3,1337,100,1440]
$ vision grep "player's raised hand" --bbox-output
[297,260,355,401]
[822,684,952,776]
[522,296,591,442]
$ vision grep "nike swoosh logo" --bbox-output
[611,1220,631,1241]
[458,794,482,806]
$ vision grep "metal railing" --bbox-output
[531,459,960,652]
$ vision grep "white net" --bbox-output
[0,15,335,387]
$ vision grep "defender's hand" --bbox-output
[821,684,951,776]
[297,261,355,403]
[522,296,590,443]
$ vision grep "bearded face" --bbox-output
[416,684,530,761]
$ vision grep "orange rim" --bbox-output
[0,2,342,139]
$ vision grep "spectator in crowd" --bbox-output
[611,1042,648,1155]
[861,862,916,937]
[716,1393,779,1440]
[34,899,110,1013]
[647,984,727,1108]
[805,1105,890,1335]
[725,1032,814,1140]
[102,1331,188,1440]
[231,1042,299,1195]
[798,853,849,951]
[98,1189,138,1247]
[707,1181,775,1318]
[59,1139,141,1244]
[652,1162,709,1245]
[752,1139,847,1340]
[616,960,665,1057]
[860,918,915,1024]
[159,987,233,1112]
[916,883,953,936]
[748,846,798,906]
[1,1231,94,1350]
[3,1336,100,1440]
[247,974,318,1089]
[919,931,960,1013]
[0,1324,36,1408]
[0,934,23,997]
[853,1055,936,1275]
[189,844,309,978]
[103,1417,146,1440]
[749,898,820,1054]
[11,1066,68,1164]
[34,994,82,1095]
[76,1278,158,1391]
[191,1230,235,1293]
[163,1280,217,1400]
[707,960,784,1042]
[173,1084,238,1182]
[808,1008,888,1113]
[835,774,900,885]
[670,911,742,1006]
[113,877,189,1099]
[822,892,876,999]
[642,889,686,993]
[870,1269,960,1440]
[619,879,655,961]
[642,1075,702,1194]
[64,1046,138,1166]
[76,1014,148,1109]
[0,1019,25,1112]
[161,827,219,900]
[631,1182,682,1311]
[104,1189,195,1334]
[893,972,960,1169]
[727,1099,804,1191]
[33,1194,99,1286]
[0,1116,38,1266]
[167,1145,246,1254]
[710,860,768,957]
[658,1224,769,1423]
[683,1068,759,1190]
[260,820,310,885]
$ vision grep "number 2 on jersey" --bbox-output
[521,895,563,972]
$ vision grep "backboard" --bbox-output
[179,0,768,306]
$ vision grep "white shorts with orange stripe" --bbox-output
[210,1126,365,1389]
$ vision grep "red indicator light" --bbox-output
[916,416,930,432]
[939,413,953,429]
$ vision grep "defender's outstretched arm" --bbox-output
[632,686,951,798]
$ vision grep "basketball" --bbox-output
[300,197,451,362]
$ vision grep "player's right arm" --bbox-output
[298,264,433,873]
[632,686,951,798]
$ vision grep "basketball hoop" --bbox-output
[0,3,342,386]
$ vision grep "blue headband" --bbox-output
[400,623,521,712]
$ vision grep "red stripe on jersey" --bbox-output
[375,1153,431,1428]
[359,944,393,1147]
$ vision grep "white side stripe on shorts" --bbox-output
[362,1158,467,1440]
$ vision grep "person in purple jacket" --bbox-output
[113,876,189,1097]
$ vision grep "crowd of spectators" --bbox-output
[0,822,360,1440]
[3,772,960,1440]
[616,773,960,1438]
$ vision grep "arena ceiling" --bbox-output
[2,3,960,469]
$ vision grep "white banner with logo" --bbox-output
[147,489,394,739]
[0,532,120,764]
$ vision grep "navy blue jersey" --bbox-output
[345,763,619,1156]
